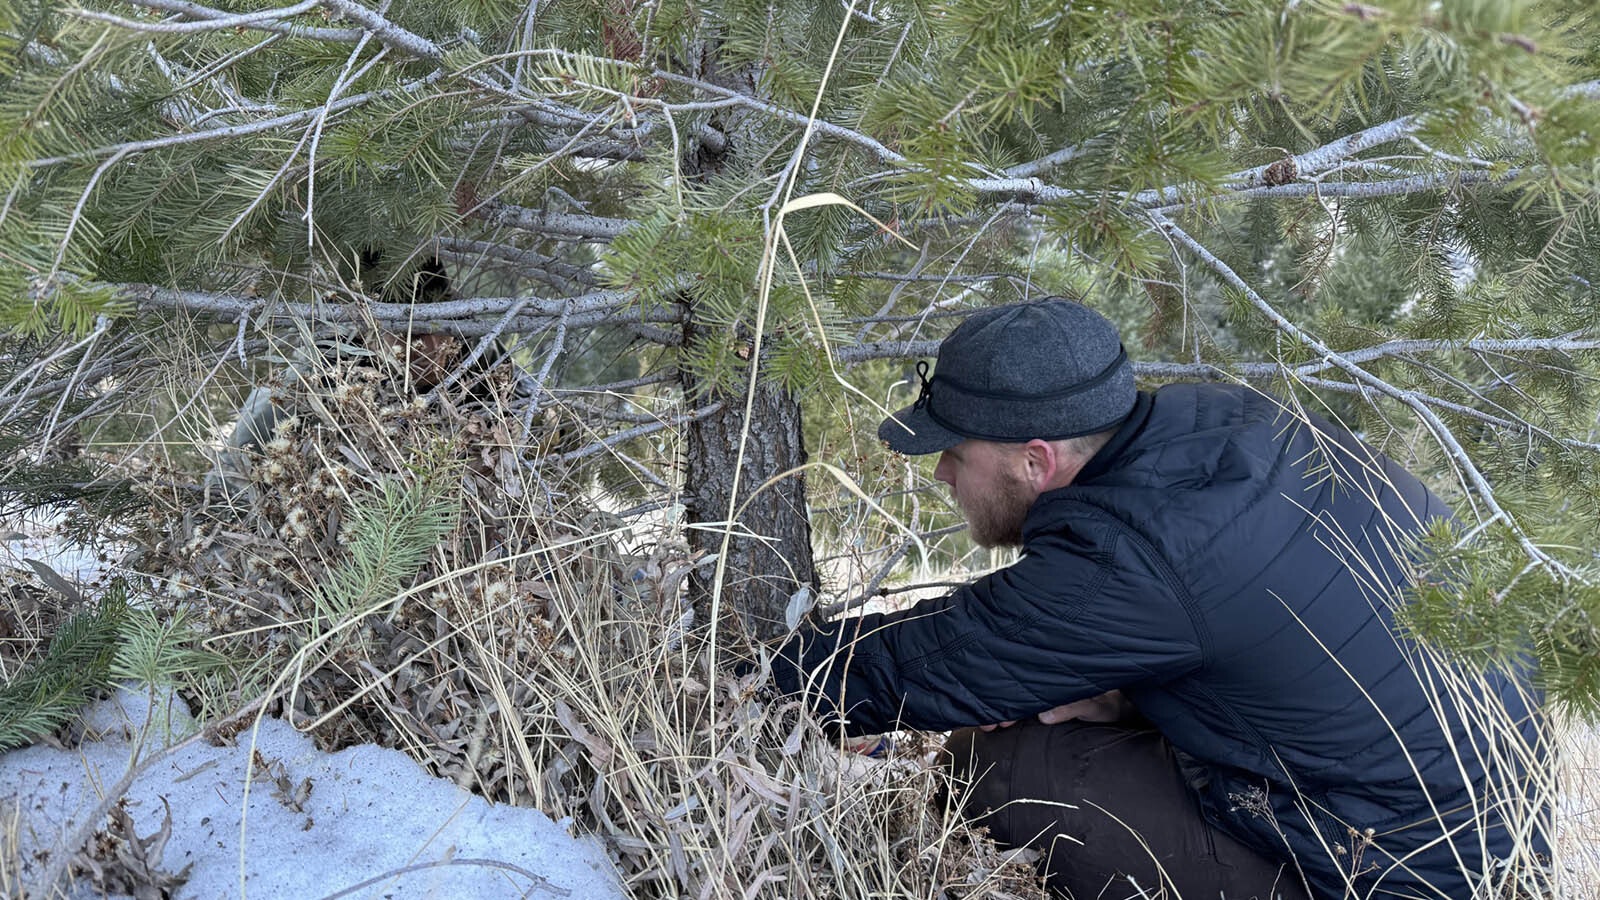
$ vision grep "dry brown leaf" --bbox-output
[554,699,613,766]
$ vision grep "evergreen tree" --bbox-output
[3,0,1600,704]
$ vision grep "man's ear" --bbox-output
[1024,438,1087,491]
[1020,439,1060,490]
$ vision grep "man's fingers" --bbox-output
[978,720,1017,732]
[1037,690,1134,725]
[1037,704,1076,725]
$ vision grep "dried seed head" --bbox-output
[280,506,312,541]
[483,580,512,607]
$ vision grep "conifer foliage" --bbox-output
[3,0,1600,708]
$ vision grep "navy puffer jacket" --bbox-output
[772,383,1544,899]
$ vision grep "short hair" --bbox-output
[1053,427,1117,463]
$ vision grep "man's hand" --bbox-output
[978,690,1133,731]
[1038,690,1133,724]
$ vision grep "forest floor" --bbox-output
[2,512,1596,899]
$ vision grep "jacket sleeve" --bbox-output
[768,518,1205,735]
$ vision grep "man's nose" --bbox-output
[933,452,955,487]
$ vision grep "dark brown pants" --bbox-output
[945,719,1313,900]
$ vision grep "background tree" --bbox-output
[4,0,1600,732]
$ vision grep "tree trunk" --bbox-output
[673,44,816,643]
[682,335,817,644]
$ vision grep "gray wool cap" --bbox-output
[878,298,1136,455]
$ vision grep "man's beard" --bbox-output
[958,470,1034,549]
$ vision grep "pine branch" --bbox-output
[435,238,599,289]
[835,335,1600,372]
[27,71,445,168]
[315,478,457,628]
[1148,169,1524,211]
[115,0,362,40]
[1136,78,1600,209]
[484,104,728,156]
[649,69,905,164]
[74,0,345,37]
[0,585,128,753]
[474,200,634,241]
[114,282,682,330]
[1003,145,1084,179]
[105,0,445,59]
[1131,114,1425,207]
[1151,211,1587,583]
[317,0,441,61]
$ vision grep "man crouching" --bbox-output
[766,298,1548,899]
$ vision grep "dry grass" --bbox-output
[1552,717,1600,896]
[80,328,1049,900]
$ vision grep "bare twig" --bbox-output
[317,858,570,899]
[29,692,274,899]
[553,402,723,463]
[822,522,969,617]
[425,298,530,403]
[119,0,361,41]
[547,372,676,396]
[518,300,572,443]
[73,0,325,35]
[48,148,132,283]
[302,29,388,245]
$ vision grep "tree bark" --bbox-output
[682,328,817,644]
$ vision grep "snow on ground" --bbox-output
[1,685,625,899]
[1,510,124,590]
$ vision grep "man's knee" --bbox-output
[942,720,1311,900]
